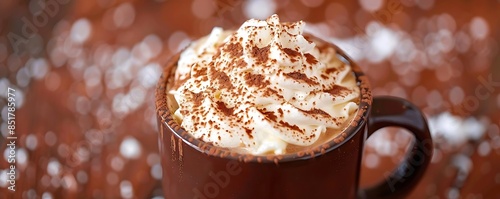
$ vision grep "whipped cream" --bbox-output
[170,15,360,155]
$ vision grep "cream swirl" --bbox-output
[170,15,360,155]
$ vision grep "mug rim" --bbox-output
[155,42,372,163]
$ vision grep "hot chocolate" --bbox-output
[157,14,432,199]
[168,14,360,155]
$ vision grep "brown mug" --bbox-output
[155,45,433,199]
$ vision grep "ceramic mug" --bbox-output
[155,45,433,199]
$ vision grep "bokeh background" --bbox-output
[0,0,499,198]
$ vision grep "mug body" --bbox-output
[157,116,368,199]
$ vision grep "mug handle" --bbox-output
[359,96,433,199]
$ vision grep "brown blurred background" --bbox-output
[0,0,499,198]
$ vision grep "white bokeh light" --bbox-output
[191,0,216,19]
[244,0,276,20]
[470,16,489,40]
[364,153,380,169]
[120,180,134,199]
[358,0,384,12]
[113,3,136,28]
[70,19,92,43]
[119,136,142,159]
[449,86,465,105]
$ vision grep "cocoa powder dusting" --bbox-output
[225,43,243,57]
[251,46,270,63]
[245,73,270,88]
[216,101,234,116]
[262,88,278,97]
[180,110,188,116]
[211,69,233,89]
[326,85,349,97]
[325,68,337,74]
[191,92,203,107]
[283,48,300,57]
[277,108,284,116]
[234,59,247,69]
[279,121,302,133]
[244,128,254,139]
[193,66,207,77]
[304,53,318,65]
[262,111,278,122]
[284,72,317,85]
[303,108,329,116]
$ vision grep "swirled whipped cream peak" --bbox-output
[169,14,360,155]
